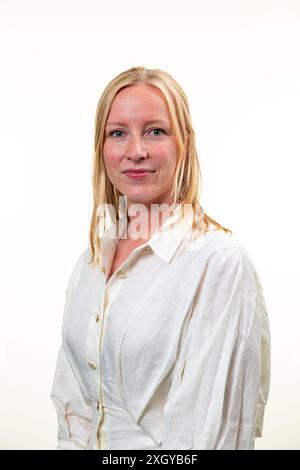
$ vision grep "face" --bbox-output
[103,84,178,209]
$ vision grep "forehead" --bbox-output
[107,85,171,123]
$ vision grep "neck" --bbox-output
[126,200,177,241]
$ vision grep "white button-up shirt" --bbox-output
[50,203,271,450]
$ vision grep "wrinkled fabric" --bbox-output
[50,204,270,450]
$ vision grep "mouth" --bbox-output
[122,170,155,180]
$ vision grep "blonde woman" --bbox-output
[50,66,271,450]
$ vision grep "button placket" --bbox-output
[85,304,103,399]
[97,282,109,436]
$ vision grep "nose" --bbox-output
[125,135,148,161]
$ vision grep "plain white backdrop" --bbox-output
[0,0,299,449]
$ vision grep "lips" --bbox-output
[122,169,155,180]
[123,169,155,174]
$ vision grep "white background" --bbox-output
[0,0,299,449]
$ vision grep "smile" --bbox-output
[123,170,155,180]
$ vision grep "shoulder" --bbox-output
[65,247,92,295]
[188,228,257,289]
[189,225,250,261]
[71,247,91,274]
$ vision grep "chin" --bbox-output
[127,195,154,206]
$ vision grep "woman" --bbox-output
[50,66,271,450]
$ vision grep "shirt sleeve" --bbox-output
[50,250,93,450]
[160,245,271,450]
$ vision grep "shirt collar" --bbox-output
[100,201,197,268]
[146,203,195,263]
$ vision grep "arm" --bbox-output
[50,250,93,450]
[50,345,93,450]
[160,246,271,450]
[252,264,271,439]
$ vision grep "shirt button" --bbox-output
[95,313,100,322]
[102,266,106,274]
[88,361,96,370]
[117,271,127,279]
[143,246,152,253]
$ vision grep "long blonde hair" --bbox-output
[88,66,232,268]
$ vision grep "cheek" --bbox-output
[154,151,177,176]
[103,143,122,170]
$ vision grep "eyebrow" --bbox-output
[105,119,169,128]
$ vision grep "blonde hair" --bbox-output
[88,66,232,268]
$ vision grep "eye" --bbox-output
[108,128,166,138]
[149,128,165,136]
[109,130,125,138]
